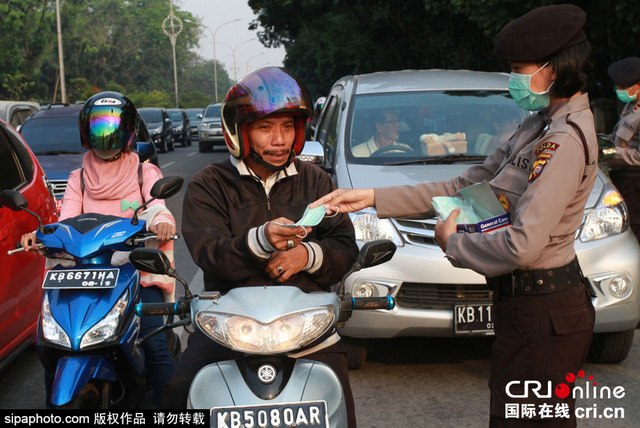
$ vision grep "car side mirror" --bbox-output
[597,134,616,160]
[0,189,44,232]
[197,114,203,119]
[165,118,171,123]
[298,141,325,165]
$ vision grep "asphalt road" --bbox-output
[1,143,639,427]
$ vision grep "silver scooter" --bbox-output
[131,240,396,428]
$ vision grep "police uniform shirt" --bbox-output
[374,94,597,277]
[608,102,640,169]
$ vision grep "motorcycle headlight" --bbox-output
[196,306,336,354]
[350,209,404,246]
[41,294,71,348]
[579,189,628,242]
[80,289,129,349]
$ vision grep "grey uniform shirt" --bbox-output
[607,102,640,169]
[375,94,598,277]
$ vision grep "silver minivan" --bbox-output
[302,69,640,369]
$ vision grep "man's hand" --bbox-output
[266,246,309,283]
[434,208,460,252]
[149,222,176,242]
[20,232,38,251]
[310,188,375,215]
[265,217,312,251]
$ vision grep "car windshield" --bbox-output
[186,109,203,120]
[347,91,527,165]
[168,110,183,121]
[20,116,86,154]
[139,109,162,123]
[204,104,221,118]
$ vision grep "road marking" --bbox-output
[188,152,197,157]
[162,162,175,168]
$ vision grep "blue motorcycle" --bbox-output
[1,176,183,409]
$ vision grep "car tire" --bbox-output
[343,338,368,370]
[199,140,209,153]
[587,329,634,364]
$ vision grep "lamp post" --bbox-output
[245,52,265,75]
[185,18,241,102]
[227,39,255,81]
[162,0,183,108]
[55,0,67,103]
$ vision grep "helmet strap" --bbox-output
[248,149,294,173]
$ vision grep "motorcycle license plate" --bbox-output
[42,268,119,289]
[211,401,328,428]
[454,304,495,335]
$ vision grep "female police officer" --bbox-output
[313,4,596,427]
[605,57,640,241]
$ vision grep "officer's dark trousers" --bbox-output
[162,333,357,428]
[488,281,595,427]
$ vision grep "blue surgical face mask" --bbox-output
[508,62,554,111]
[616,88,637,103]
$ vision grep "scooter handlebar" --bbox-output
[350,296,395,310]
[135,301,190,317]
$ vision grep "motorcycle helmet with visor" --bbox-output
[222,67,312,170]
[79,92,138,156]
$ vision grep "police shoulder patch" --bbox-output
[528,158,548,183]
[534,142,559,156]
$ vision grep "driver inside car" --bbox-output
[351,109,413,156]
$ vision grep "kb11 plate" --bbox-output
[43,268,119,289]
[454,304,495,335]
[211,401,328,428]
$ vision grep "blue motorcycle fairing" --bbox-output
[47,264,139,350]
[51,355,116,406]
[38,213,147,259]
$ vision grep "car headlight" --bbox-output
[175,125,183,132]
[80,289,129,349]
[196,306,336,354]
[579,188,628,242]
[349,209,404,246]
[41,293,71,348]
[152,125,163,135]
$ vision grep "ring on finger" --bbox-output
[276,265,284,274]
[287,239,295,249]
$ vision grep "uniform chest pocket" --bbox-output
[490,164,530,203]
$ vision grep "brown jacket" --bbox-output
[375,94,598,277]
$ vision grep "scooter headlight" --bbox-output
[196,306,336,354]
[41,293,71,348]
[80,289,129,349]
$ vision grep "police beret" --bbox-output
[495,4,587,62]
[608,57,640,87]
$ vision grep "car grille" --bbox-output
[396,282,493,309]
[49,179,68,197]
[392,217,438,246]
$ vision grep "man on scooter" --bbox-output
[164,67,359,426]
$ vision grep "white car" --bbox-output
[302,69,640,369]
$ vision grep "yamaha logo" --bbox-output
[95,98,122,106]
[257,364,277,384]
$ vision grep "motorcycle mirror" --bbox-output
[0,189,29,211]
[0,190,44,233]
[150,176,183,200]
[356,240,397,269]
[131,176,183,225]
[129,248,172,275]
[337,240,396,298]
[129,248,194,300]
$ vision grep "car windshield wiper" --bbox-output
[384,154,487,166]
[35,150,84,155]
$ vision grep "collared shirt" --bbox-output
[231,156,323,273]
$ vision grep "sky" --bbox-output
[176,0,286,80]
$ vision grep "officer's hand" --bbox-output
[434,208,460,252]
[310,188,375,215]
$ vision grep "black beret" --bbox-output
[608,57,640,87]
[495,4,587,62]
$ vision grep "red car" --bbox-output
[0,119,57,370]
